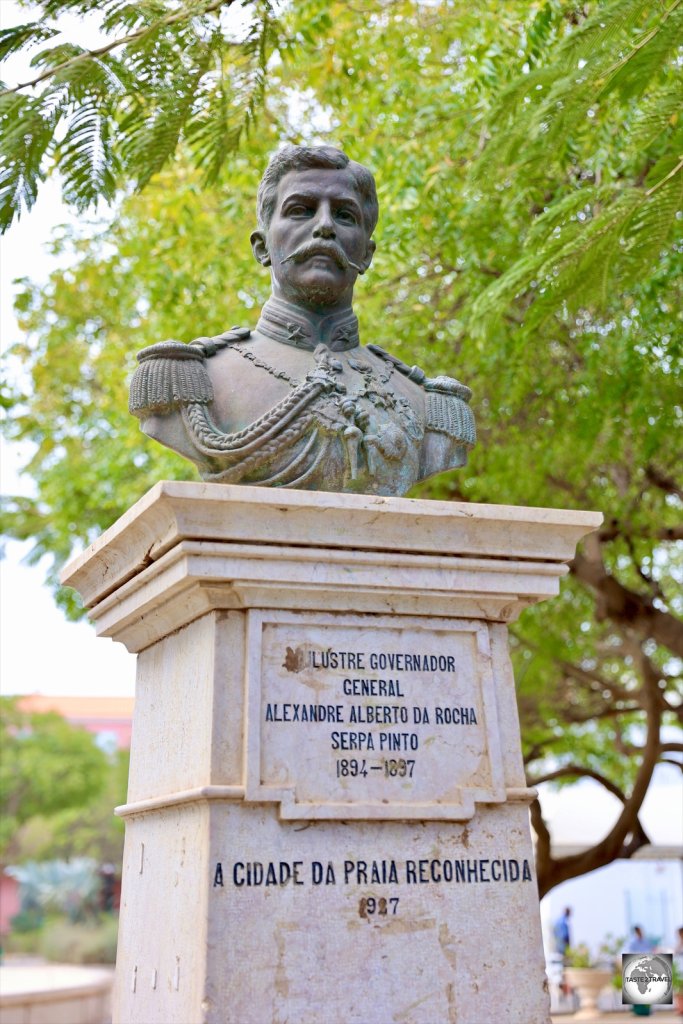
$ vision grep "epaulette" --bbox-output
[129,327,251,417]
[367,343,475,447]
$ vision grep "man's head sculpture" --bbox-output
[129,144,475,494]
[250,146,378,312]
[254,145,379,234]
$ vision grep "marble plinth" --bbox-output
[62,483,601,1024]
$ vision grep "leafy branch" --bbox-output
[1,0,235,97]
[466,0,683,333]
[0,0,282,230]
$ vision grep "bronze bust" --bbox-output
[129,146,475,495]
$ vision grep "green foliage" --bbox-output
[5,912,119,963]
[467,0,683,331]
[38,913,118,963]
[672,958,683,992]
[565,943,595,968]
[3,0,682,889]
[9,907,45,934]
[0,0,283,230]
[15,750,129,865]
[0,699,109,864]
[8,857,101,920]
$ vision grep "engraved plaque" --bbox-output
[245,611,506,819]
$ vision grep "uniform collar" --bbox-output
[256,296,359,352]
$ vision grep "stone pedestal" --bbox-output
[62,482,600,1024]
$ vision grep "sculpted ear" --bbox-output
[360,238,376,274]
[250,230,271,267]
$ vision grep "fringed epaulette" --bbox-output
[129,327,251,417]
[367,344,476,447]
[423,376,476,447]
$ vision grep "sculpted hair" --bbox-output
[256,145,379,236]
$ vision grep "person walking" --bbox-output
[554,906,572,955]
[553,907,573,1000]
[628,925,652,954]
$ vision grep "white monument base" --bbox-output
[62,482,601,1024]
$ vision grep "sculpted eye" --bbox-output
[336,208,357,224]
[287,204,313,217]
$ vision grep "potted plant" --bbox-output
[607,970,653,1016]
[564,944,613,1020]
[672,959,683,1016]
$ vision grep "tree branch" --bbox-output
[598,520,683,543]
[625,532,667,602]
[528,764,626,801]
[529,797,551,891]
[619,817,652,859]
[545,473,590,505]
[645,464,683,500]
[553,703,640,724]
[645,155,683,197]
[600,0,682,87]
[514,632,635,704]
[1,0,236,97]
[571,535,683,658]
[534,667,662,897]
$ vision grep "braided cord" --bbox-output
[203,413,319,483]
[180,370,334,458]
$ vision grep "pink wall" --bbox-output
[0,872,20,935]
[71,717,132,750]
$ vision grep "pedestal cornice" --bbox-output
[61,481,602,653]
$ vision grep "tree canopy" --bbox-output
[2,0,681,896]
[0,697,110,865]
[14,749,129,866]
[0,0,281,227]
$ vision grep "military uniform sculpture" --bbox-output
[129,146,475,495]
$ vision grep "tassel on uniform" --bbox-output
[129,341,214,417]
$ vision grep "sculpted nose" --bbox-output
[312,205,336,239]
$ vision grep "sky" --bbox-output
[1,1,136,697]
